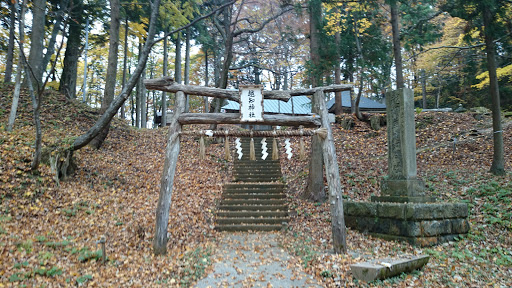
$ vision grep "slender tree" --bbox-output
[27,0,46,88]
[442,0,506,175]
[90,0,121,149]
[59,0,85,99]
[4,0,16,83]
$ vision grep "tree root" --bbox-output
[43,147,77,183]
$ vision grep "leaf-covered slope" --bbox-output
[1,85,511,287]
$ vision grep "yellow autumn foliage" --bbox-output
[472,64,512,90]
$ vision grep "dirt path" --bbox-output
[195,232,322,288]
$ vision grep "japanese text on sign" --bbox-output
[240,85,263,122]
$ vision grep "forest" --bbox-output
[1,0,511,123]
[0,0,511,287]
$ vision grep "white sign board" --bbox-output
[240,85,263,122]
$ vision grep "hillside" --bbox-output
[1,85,511,287]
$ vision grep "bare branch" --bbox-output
[232,6,294,37]
[154,0,236,43]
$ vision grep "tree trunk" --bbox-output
[27,0,46,88]
[311,90,347,254]
[121,17,129,119]
[390,0,404,89]
[305,0,325,202]
[162,35,168,126]
[219,4,233,90]
[355,79,364,120]
[421,69,427,109]
[141,60,147,128]
[71,0,161,151]
[353,14,365,121]
[18,0,42,171]
[42,0,69,73]
[81,18,90,102]
[483,6,505,175]
[59,0,84,99]
[153,91,186,255]
[136,42,142,128]
[309,0,322,87]
[4,0,16,83]
[7,2,27,131]
[303,134,325,201]
[184,27,191,112]
[305,89,325,202]
[90,0,120,149]
[7,59,23,132]
[203,47,209,112]
[175,33,182,83]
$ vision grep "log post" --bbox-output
[312,90,347,254]
[153,91,186,255]
[178,113,322,127]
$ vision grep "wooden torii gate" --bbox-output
[144,76,353,255]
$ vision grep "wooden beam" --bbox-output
[153,91,186,255]
[144,77,240,102]
[312,90,347,254]
[180,128,327,137]
[144,76,354,103]
[178,113,322,127]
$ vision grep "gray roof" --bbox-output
[326,91,386,110]
[222,91,386,115]
[223,95,312,115]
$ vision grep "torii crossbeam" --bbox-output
[144,77,352,255]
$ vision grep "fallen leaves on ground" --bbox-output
[1,86,511,287]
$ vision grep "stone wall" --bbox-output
[344,201,470,246]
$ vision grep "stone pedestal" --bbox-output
[344,89,469,246]
[344,202,470,246]
[371,178,435,203]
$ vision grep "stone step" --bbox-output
[216,136,287,232]
[216,224,284,232]
[234,162,280,166]
[216,218,289,225]
[232,172,282,177]
[217,211,288,218]
[233,179,281,183]
[223,188,284,194]
[233,165,281,170]
[235,159,280,163]
[225,183,285,189]
[218,205,286,211]
[220,199,286,206]
[234,165,280,169]
[223,193,285,200]
[234,176,282,181]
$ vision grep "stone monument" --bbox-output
[344,88,470,246]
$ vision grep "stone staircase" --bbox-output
[216,137,289,231]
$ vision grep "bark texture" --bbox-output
[91,0,121,149]
[153,91,186,255]
[27,0,46,87]
[311,90,347,253]
[59,0,84,99]
[483,6,505,175]
[178,113,321,127]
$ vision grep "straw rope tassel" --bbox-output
[299,126,305,161]
[272,130,279,160]
[199,132,206,160]
[224,130,231,161]
[250,130,256,161]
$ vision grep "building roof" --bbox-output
[222,91,386,115]
[326,91,386,110]
[223,96,312,115]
